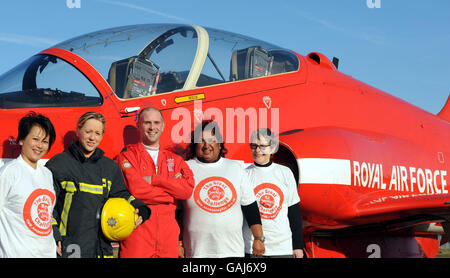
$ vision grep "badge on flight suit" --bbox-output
[122,160,132,170]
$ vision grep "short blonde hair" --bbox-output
[77,112,106,133]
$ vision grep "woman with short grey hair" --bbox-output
[244,128,305,258]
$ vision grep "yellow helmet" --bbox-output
[101,198,137,241]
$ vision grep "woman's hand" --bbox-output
[134,208,143,229]
[252,239,265,256]
[293,249,304,258]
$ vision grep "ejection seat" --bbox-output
[230,46,273,81]
[108,56,160,99]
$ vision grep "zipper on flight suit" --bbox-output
[156,208,159,255]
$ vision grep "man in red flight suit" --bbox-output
[116,107,194,258]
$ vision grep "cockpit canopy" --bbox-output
[0,24,299,108]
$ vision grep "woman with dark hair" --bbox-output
[0,112,57,257]
[46,111,150,258]
[181,120,265,258]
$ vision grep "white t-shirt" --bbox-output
[0,155,56,258]
[143,144,159,173]
[243,162,300,256]
[183,157,255,258]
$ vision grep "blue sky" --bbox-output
[0,0,449,114]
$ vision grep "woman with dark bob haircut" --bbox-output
[0,112,57,257]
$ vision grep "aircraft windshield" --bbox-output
[0,24,299,104]
[53,24,299,98]
[0,54,102,109]
[200,27,299,86]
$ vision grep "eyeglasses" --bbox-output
[249,143,271,152]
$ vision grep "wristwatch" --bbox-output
[254,236,265,243]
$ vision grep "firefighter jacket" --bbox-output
[46,141,147,258]
[116,143,194,258]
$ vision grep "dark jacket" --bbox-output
[46,141,149,258]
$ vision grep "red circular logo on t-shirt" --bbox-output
[23,189,55,236]
[194,177,237,213]
[207,186,225,201]
[260,194,275,209]
[254,183,284,220]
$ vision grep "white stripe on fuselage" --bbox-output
[297,158,351,185]
[1,157,351,186]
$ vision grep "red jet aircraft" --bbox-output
[0,24,449,258]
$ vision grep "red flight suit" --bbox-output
[116,143,194,258]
